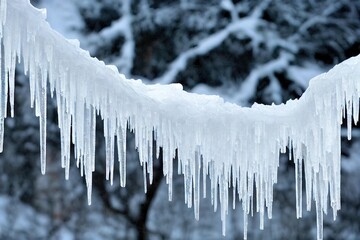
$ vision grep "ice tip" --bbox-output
[87,189,92,205]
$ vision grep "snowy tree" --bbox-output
[0,0,360,239]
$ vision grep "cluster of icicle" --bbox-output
[0,0,359,239]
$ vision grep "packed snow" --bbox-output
[0,0,359,239]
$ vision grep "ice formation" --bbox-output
[0,0,359,239]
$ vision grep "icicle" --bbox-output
[0,0,7,27]
[166,139,174,201]
[203,160,207,198]
[347,99,352,140]
[8,45,15,118]
[243,209,248,240]
[86,165,93,205]
[295,158,303,218]
[143,161,147,193]
[1,0,360,238]
[148,139,153,184]
[353,94,359,125]
[90,106,96,172]
[117,120,127,187]
[39,71,47,175]
[0,42,5,153]
[104,117,115,185]
[314,172,323,240]
[194,149,200,220]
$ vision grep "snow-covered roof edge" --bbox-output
[0,0,359,239]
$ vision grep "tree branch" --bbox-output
[155,17,261,84]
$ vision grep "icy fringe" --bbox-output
[0,0,359,239]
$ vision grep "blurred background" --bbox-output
[1,0,360,239]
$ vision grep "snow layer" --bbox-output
[0,0,359,239]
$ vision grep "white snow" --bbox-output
[0,0,359,239]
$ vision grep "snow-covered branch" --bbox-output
[236,52,293,104]
[288,2,344,43]
[87,0,135,76]
[0,1,359,239]
[117,0,134,76]
[155,4,267,85]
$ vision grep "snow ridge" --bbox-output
[0,0,359,239]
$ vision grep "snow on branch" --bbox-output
[155,3,266,85]
[0,0,359,239]
[235,51,293,104]
[97,0,134,76]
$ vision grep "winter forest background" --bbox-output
[1,0,360,239]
